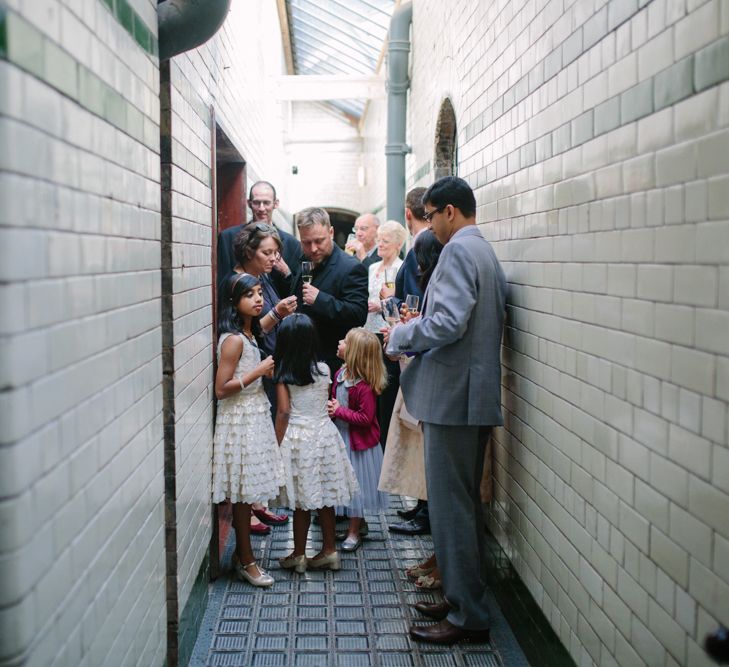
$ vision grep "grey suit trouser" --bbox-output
[422,422,491,630]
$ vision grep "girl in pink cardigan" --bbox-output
[327,328,390,551]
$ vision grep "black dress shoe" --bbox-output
[409,619,490,645]
[397,499,425,520]
[388,513,430,535]
[412,601,451,621]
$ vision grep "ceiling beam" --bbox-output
[276,0,295,75]
[273,74,386,101]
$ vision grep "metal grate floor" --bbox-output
[190,498,530,666]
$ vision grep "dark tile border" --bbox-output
[100,0,158,57]
[0,2,157,151]
[483,526,577,667]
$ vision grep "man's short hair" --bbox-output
[248,180,277,200]
[296,207,331,230]
[405,187,427,220]
[423,176,476,218]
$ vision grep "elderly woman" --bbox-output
[364,220,408,334]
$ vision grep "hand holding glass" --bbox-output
[301,261,314,284]
[345,233,357,255]
[381,298,400,327]
[405,294,419,314]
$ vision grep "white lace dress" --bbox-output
[277,363,360,511]
[212,332,285,504]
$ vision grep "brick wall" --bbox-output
[363,0,729,664]
[0,1,166,665]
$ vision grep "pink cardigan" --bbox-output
[331,368,381,451]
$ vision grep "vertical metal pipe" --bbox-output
[385,2,413,223]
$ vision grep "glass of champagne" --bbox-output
[405,294,419,314]
[381,298,400,327]
[345,233,357,255]
[301,261,314,284]
[384,266,397,290]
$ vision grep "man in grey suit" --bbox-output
[385,176,506,645]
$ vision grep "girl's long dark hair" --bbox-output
[414,229,444,291]
[218,273,263,338]
[273,313,326,385]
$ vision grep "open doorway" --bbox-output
[210,121,246,578]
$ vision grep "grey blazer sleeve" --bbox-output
[387,242,476,354]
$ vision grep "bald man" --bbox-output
[346,213,381,268]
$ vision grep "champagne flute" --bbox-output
[345,233,357,255]
[301,261,314,284]
[405,294,419,314]
[384,266,397,290]
[381,297,400,327]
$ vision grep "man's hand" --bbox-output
[302,282,319,305]
[368,299,381,313]
[345,238,364,259]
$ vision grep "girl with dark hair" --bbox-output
[212,273,285,588]
[273,314,359,573]
[229,224,298,532]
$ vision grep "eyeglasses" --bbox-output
[250,199,273,208]
[422,206,446,222]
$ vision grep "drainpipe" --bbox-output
[157,0,232,61]
[385,2,413,223]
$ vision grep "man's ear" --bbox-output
[404,208,413,222]
[329,226,334,238]
[273,199,280,210]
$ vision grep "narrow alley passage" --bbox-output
[190,498,529,667]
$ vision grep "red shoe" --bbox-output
[253,507,289,525]
[250,520,271,535]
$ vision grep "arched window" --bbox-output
[434,98,457,178]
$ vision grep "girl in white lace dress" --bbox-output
[273,314,359,573]
[213,273,286,587]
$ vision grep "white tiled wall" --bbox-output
[362,0,729,664]
[0,1,166,665]
[165,0,289,636]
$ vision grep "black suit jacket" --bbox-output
[217,221,301,297]
[291,245,368,375]
[362,249,381,269]
[395,248,423,304]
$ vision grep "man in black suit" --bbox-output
[295,207,368,375]
[345,212,381,268]
[217,180,301,295]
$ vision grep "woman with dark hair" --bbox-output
[378,230,444,588]
[212,273,285,587]
[225,224,298,531]
[273,314,359,573]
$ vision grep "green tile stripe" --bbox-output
[465,34,729,190]
[0,5,156,151]
[100,0,158,57]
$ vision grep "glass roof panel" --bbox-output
[286,0,397,121]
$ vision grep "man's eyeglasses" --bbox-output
[250,199,273,208]
[423,206,445,222]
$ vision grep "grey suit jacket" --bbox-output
[386,225,506,426]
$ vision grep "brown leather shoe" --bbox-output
[412,600,451,621]
[409,619,490,645]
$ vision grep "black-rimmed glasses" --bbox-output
[423,206,446,222]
